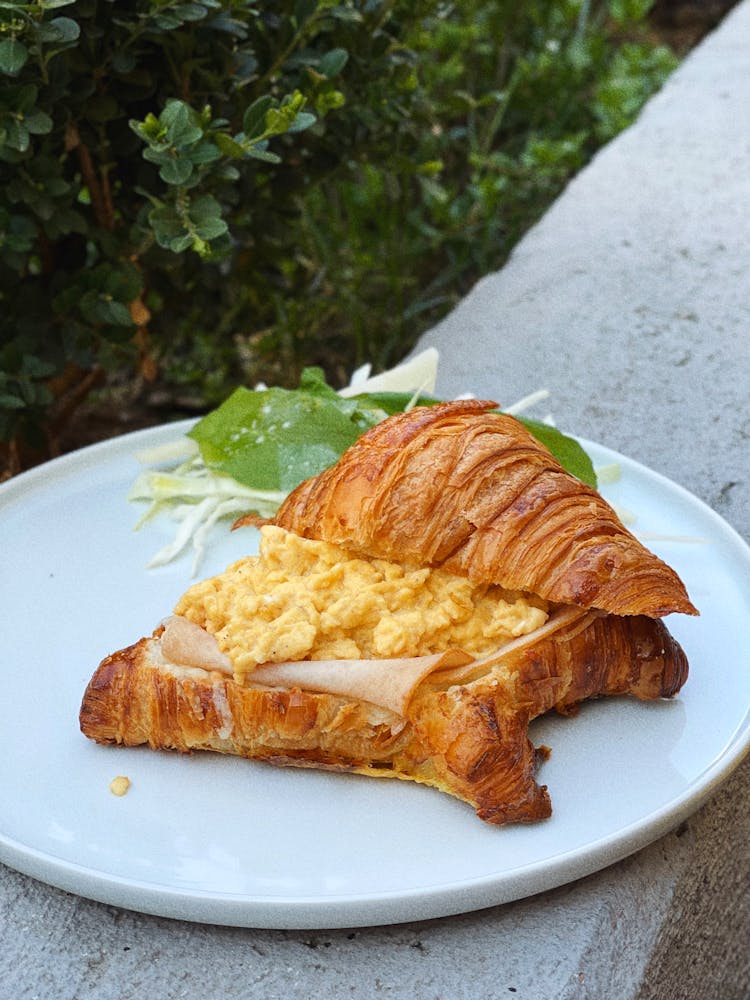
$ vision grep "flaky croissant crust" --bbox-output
[273,400,697,618]
[79,612,688,825]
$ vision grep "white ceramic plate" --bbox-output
[1,422,749,929]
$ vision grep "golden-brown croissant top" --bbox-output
[273,399,697,618]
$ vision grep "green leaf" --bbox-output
[148,203,185,245]
[21,354,57,378]
[101,298,134,326]
[245,144,281,164]
[111,50,136,74]
[44,176,71,197]
[205,12,248,37]
[516,417,598,488]
[193,216,228,240]
[186,141,221,166]
[14,84,39,114]
[81,291,134,327]
[188,194,227,239]
[0,392,25,410]
[298,366,343,399]
[5,121,29,153]
[608,0,652,24]
[188,382,382,491]
[318,48,349,78]
[214,132,246,159]
[0,39,28,76]
[169,233,194,253]
[186,370,598,495]
[188,193,220,220]
[233,51,258,84]
[2,213,36,252]
[154,12,182,30]
[350,389,440,415]
[23,110,53,135]
[158,156,194,185]
[102,261,143,302]
[37,16,80,44]
[242,95,273,139]
[161,100,203,147]
[288,111,316,133]
[315,88,345,115]
[265,95,306,136]
[173,2,210,22]
[44,205,87,239]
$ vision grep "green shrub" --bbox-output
[0,0,676,472]
[288,1,678,370]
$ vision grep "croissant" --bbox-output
[272,399,696,618]
[80,401,695,824]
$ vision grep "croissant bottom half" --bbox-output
[80,612,688,824]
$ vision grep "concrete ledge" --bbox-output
[4,4,750,997]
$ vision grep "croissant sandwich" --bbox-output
[80,400,697,824]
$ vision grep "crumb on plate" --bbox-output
[109,775,131,797]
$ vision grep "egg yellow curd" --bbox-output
[174,524,549,679]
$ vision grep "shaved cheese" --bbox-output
[248,649,473,717]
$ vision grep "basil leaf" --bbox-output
[298,366,342,399]
[188,384,381,491]
[349,390,441,415]
[516,417,597,488]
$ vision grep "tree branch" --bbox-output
[65,122,116,231]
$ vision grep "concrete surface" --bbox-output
[3,3,750,998]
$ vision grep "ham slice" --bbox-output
[248,649,473,717]
[161,616,233,675]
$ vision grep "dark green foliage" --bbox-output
[0,0,677,464]
[289,1,678,370]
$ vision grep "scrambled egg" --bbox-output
[175,525,548,679]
